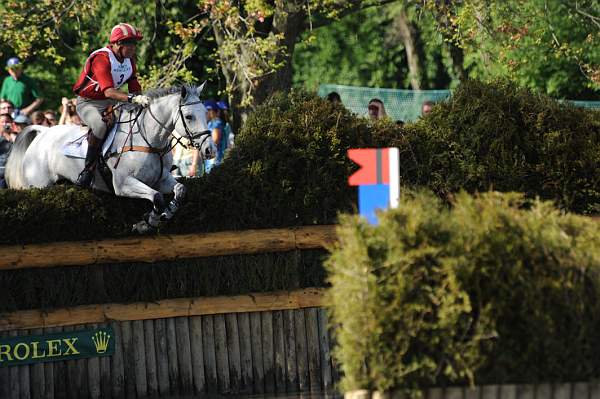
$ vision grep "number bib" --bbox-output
[90,48,133,89]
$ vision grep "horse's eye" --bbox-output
[185,114,194,121]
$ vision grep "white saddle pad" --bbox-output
[62,124,118,159]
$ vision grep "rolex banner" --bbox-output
[0,327,114,367]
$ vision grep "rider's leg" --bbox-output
[74,97,113,188]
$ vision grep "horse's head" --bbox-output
[173,84,213,157]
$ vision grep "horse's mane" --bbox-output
[143,84,196,100]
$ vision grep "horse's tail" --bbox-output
[5,125,40,189]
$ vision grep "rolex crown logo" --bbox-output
[92,331,111,354]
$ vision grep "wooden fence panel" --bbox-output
[554,383,571,399]
[445,387,463,399]
[294,309,310,392]
[517,384,535,399]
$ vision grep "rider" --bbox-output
[72,22,151,188]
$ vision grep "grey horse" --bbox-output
[5,84,213,233]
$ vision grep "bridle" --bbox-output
[111,96,212,184]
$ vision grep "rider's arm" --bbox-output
[103,88,130,102]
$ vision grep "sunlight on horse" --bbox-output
[5,84,213,234]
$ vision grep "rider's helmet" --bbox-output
[109,23,143,44]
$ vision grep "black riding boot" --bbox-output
[75,132,102,188]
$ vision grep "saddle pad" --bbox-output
[62,124,118,159]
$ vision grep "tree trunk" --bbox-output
[395,10,426,90]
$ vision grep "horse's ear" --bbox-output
[181,86,187,100]
[197,81,207,96]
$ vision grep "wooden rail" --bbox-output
[0,225,337,271]
[0,287,326,331]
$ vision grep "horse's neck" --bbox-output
[127,96,177,148]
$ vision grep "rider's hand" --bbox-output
[131,95,150,107]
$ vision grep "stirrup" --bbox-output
[75,169,94,188]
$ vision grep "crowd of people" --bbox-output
[327,91,435,126]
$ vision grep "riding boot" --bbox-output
[75,132,102,188]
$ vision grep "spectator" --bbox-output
[395,119,405,127]
[326,91,342,105]
[44,110,57,126]
[31,110,49,126]
[59,97,82,126]
[421,100,434,116]
[0,100,15,118]
[170,133,194,177]
[0,57,44,116]
[13,114,31,133]
[367,98,387,120]
[217,99,235,150]
[191,99,224,175]
[0,113,17,142]
[0,114,12,188]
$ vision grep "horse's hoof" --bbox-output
[132,220,155,235]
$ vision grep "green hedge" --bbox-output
[0,80,599,245]
[326,190,600,393]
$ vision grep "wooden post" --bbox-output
[153,318,170,396]
[86,324,101,399]
[261,311,275,393]
[202,315,218,393]
[109,321,125,399]
[189,316,206,395]
[272,310,286,393]
[0,330,10,399]
[225,313,242,393]
[166,318,180,394]
[121,321,136,399]
[305,308,322,392]
[132,320,147,398]
[175,317,194,394]
[294,309,309,391]
[30,328,45,399]
[214,314,230,393]
[317,308,333,391]
[283,309,298,393]
[250,312,264,394]
[18,329,31,399]
[237,312,253,394]
[99,323,111,399]
[143,319,158,397]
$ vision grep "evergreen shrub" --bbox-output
[326,190,600,393]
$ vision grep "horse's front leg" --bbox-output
[156,174,186,222]
[113,174,166,234]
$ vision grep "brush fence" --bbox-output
[0,226,338,398]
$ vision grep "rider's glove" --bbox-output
[129,94,150,107]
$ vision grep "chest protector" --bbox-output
[74,47,133,93]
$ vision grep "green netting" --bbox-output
[318,84,451,122]
[319,84,600,121]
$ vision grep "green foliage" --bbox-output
[326,190,600,392]
[409,79,600,213]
